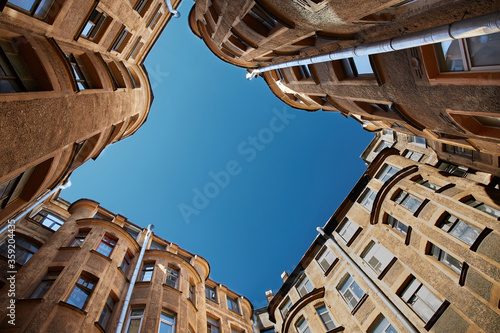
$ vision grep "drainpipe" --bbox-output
[247,11,500,79]
[115,224,154,333]
[0,179,72,235]
[316,227,418,333]
[166,0,180,18]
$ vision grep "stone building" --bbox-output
[259,145,500,332]
[0,196,253,333]
[0,0,181,226]
[188,0,500,157]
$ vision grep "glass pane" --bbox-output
[97,243,113,256]
[128,318,142,333]
[466,32,500,67]
[350,281,365,300]
[434,40,464,72]
[34,0,54,18]
[7,0,35,11]
[159,322,173,333]
[449,220,480,245]
[67,286,88,309]
[31,281,52,298]
[472,115,500,128]
[353,55,374,74]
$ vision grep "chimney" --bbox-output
[265,290,274,303]
[281,271,289,282]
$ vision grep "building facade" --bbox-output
[0,196,253,332]
[260,146,500,333]
[0,0,180,226]
[189,0,500,157]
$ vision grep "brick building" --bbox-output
[0,196,253,333]
[0,0,181,226]
[189,0,500,161]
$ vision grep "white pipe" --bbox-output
[0,179,72,235]
[247,11,500,79]
[166,0,180,18]
[115,224,154,333]
[316,227,419,333]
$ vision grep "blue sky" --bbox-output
[62,2,372,308]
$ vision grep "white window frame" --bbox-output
[337,218,359,244]
[280,297,293,318]
[394,190,422,213]
[386,216,408,236]
[125,307,145,333]
[359,188,377,211]
[438,215,480,246]
[404,149,423,162]
[376,164,400,182]
[400,277,443,323]
[337,273,366,310]
[429,243,462,274]
[368,315,398,333]
[295,317,312,333]
[316,304,338,330]
[165,267,179,289]
[158,311,175,333]
[296,274,314,297]
[466,198,500,218]
[361,241,395,275]
[315,247,336,272]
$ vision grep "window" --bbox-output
[338,55,374,78]
[81,7,109,41]
[106,61,127,89]
[98,294,116,329]
[227,295,240,313]
[66,274,97,309]
[30,269,61,298]
[386,216,408,236]
[394,190,422,213]
[32,210,64,231]
[134,0,151,16]
[96,234,117,257]
[428,243,462,274]
[404,150,423,162]
[438,162,468,177]
[159,311,175,333]
[465,198,500,218]
[165,267,179,289]
[69,230,89,247]
[6,0,57,21]
[296,274,314,297]
[408,136,426,146]
[189,283,195,303]
[294,65,312,80]
[148,5,162,29]
[124,226,140,240]
[316,247,336,272]
[376,164,400,182]
[120,251,133,275]
[231,329,243,333]
[295,317,311,333]
[0,234,39,265]
[434,32,500,72]
[400,277,443,323]
[369,315,398,333]
[207,317,220,333]
[66,53,97,90]
[437,214,480,246]
[93,212,112,221]
[125,307,144,333]
[279,297,293,318]
[337,218,360,244]
[0,38,41,92]
[361,241,395,275]
[316,304,338,330]
[206,285,217,302]
[443,144,473,158]
[140,263,154,282]
[150,240,166,250]
[359,188,377,211]
[374,141,392,153]
[337,273,366,310]
[111,27,131,52]
[242,5,278,37]
[415,178,441,191]
[129,38,143,60]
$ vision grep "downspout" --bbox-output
[166,0,180,18]
[316,227,419,333]
[0,179,72,235]
[115,224,155,333]
[247,11,500,79]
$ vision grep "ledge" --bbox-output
[58,246,81,251]
[117,266,130,283]
[162,283,182,294]
[89,250,112,262]
[58,301,87,316]
[94,321,105,333]
[17,298,44,304]
[324,258,339,277]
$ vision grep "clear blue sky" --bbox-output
[62,2,373,308]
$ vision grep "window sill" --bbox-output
[58,301,87,316]
[206,297,219,305]
[59,246,81,251]
[162,283,182,294]
[89,250,112,262]
[324,258,339,277]
[135,281,152,286]
[327,327,345,333]
[228,308,241,316]
[17,298,44,304]
[94,321,105,333]
[350,293,368,315]
[117,266,130,283]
